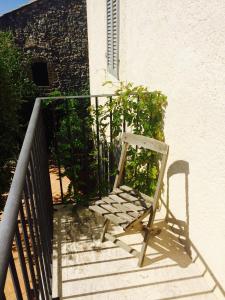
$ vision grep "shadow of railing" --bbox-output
[61,277,216,300]
[51,156,225,300]
[52,204,220,300]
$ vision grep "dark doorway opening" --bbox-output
[31,62,49,86]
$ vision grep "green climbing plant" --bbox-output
[93,82,167,196]
[44,88,94,204]
[0,31,36,210]
[43,82,167,203]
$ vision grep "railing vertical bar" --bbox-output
[81,97,89,195]
[34,124,50,245]
[133,95,140,181]
[136,95,140,132]
[146,162,150,193]
[123,108,126,133]
[65,98,77,199]
[38,113,53,256]
[9,254,23,300]
[52,101,64,202]
[123,118,126,132]
[27,158,50,299]
[95,96,101,198]
[15,225,32,300]
[109,96,113,145]
[104,141,108,192]
[19,204,39,300]
[109,96,114,189]
[23,182,45,300]
[31,138,50,275]
[41,116,53,251]
[33,124,52,283]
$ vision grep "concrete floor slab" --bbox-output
[52,204,217,300]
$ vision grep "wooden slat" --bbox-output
[122,202,145,212]
[90,204,131,227]
[99,196,127,205]
[119,185,132,192]
[91,204,128,226]
[99,204,135,224]
[119,192,138,202]
[113,142,129,188]
[111,188,123,194]
[100,197,116,204]
[139,192,154,204]
[132,200,148,209]
[104,213,127,226]
[89,205,109,215]
[112,203,140,218]
[122,132,168,154]
[119,185,154,205]
[100,204,118,214]
[117,212,135,222]
[119,185,138,197]
[101,198,115,205]
[110,194,145,212]
[105,233,140,257]
[99,202,136,223]
[95,199,108,205]
[109,194,126,203]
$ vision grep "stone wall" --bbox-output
[0,0,89,95]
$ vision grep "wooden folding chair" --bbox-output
[89,133,169,267]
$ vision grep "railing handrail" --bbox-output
[38,94,116,100]
[0,98,41,291]
[38,92,148,101]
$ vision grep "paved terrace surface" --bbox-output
[52,204,217,300]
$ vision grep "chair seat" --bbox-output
[89,185,153,230]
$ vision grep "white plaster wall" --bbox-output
[87,0,225,291]
[87,0,119,95]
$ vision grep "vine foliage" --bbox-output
[0,31,36,209]
[95,82,167,196]
[44,82,167,203]
[44,90,94,203]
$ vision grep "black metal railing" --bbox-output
[40,94,120,202]
[0,94,122,299]
[0,99,53,299]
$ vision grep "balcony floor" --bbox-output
[52,204,216,300]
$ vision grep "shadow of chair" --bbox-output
[162,160,225,298]
[164,160,191,257]
[143,220,191,268]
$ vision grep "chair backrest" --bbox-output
[114,133,169,212]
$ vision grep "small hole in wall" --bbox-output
[31,62,49,86]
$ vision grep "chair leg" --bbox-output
[138,228,150,267]
[101,219,110,242]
